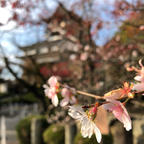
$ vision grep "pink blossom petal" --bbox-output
[134,75,142,81]
[120,111,131,131]
[48,87,56,98]
[103,102,116,111]
[133,83,144,92]
[70,96,77,104]
[103,99,131,131]
[52,94,58,107]
[48,76,58,87]
[60,97,69,107]
[61,88,71,97]
[80,52,88,61]
[44,86,52,98]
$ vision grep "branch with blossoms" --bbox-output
[43,59,144,143]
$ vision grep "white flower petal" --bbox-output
[43,84,49,89]
[81,117,90,137]
[68,106,84,120]
[52,94,58,107]
[93,123,102,143]
[87,122,94,138]
[68,105,101,143]
[68,111,81,119]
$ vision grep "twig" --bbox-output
[60,83,104,99]
[76,90,104,100]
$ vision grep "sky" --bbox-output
[0,0,138,48]
[0,0,124,50]
[0,0,141,80]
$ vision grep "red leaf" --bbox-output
[1,0,6,7]
[12,1,20,8]
[12,13,18,21]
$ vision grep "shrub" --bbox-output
[16,115,48,144]
[74,133,113,144]
[43,124,64,144]
[16,116,32,144]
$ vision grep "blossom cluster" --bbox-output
[127,59,144,93]
[43,60,144,143]
[43,76,77,107]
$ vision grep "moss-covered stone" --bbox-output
[43,124,64,144]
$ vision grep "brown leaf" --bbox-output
[94,106,109,135]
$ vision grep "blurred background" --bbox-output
[0,0,144,144]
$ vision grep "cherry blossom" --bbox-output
[127,59,144,92]
[60,88,77,107]
[134,59,144,83]
[48,76,59,88]
[41,59,144,142]
[104,88,123,100]
[68,105,102,143]
[104,82,134,100]
[43,76,59,107]
[103,99,132,131]
[121,82,134,98]
[126,59,144,83]
[80,52,88,61]
[133,60,144,92]
[133,83,144,93]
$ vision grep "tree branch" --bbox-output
[3,56,48,112]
